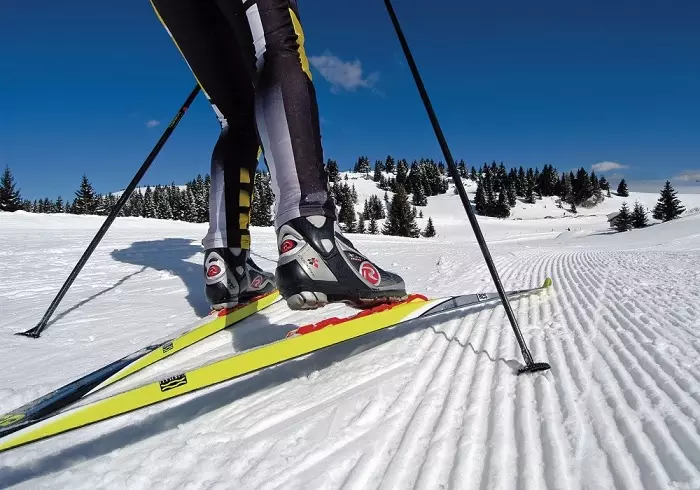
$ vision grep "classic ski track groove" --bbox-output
[3,238,700,490]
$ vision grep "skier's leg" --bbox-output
[241,0,407,309]
[150,0,275,308]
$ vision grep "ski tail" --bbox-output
[0,278,552,454]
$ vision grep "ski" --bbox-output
[0,289,282,440]
[0,278,551,454]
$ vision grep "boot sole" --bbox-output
[285,291,408,311]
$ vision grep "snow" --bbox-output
[1,176,700,489]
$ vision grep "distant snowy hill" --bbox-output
[111,184,189,198]
[337,170,700,241]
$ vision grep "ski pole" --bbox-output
[17,84,201,338]
[382,0,550,375]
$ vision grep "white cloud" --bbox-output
[592,161,629,172]
[309,52,379,93]
[673,170,700,182]
[146,120,161,128]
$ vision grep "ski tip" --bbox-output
[542,277,553,289]
[15,330,40,338]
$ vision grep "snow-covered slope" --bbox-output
[1,198,700,489]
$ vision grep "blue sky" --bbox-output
[2,0,699,201]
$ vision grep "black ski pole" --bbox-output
[17,84,201,338]
[382,0,550,375]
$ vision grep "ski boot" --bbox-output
[274,216,408,310]
[204,247,276,310]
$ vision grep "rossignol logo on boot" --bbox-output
[280,239,297,253]
[359,261,381,286]
[206,264,221,278]
[251,275,263,288]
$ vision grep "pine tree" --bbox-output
[506,178,517,207]
[382,185,420,237]
[652,180,685,222]
[474,180,487,215]
[183,190,198,222]
[142,186,156,218]
[422,217,436,237]
[356,213,366,234]
[194,174,208,222]
[55,196,64,213]
[21,199,32,212]
[353,156,371,174]
[575,167,593,203]
[614,202,633,232]
[326,159,340,183]
[396,159,408,186]
[362,198,370,220]
[418,209,423,218]
[373,159,385,182]
[494,189,510,218]
[130,190,144,217]
[631,200,648,228]
[338,192,356,232]
[368,214,379,234]
[156,186,173,219]
[369,194,385,219]
[385,155,396,174]
[73,175,98,215]
[104,193,119,216]
[457,159,466,178]
[341,202,356,232]
[412,182,428,206]
[0,165,22,212]
[470,166,478,181]
[524,175,535,204]
[251,170,274,226]
[617,178,629,197]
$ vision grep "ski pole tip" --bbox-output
[517,362,551,375]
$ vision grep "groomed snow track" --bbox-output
[1,213,700,489]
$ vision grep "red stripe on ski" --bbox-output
[286,294,429,337]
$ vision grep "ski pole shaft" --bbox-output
[17,84,201,338]
[382,0,549,374]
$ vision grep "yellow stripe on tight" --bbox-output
[289,9,312,80]
[240,167,251,184]
[239,190,250,208]
[239,212,250,230]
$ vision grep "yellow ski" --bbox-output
[0,295,439,453]
[0,278,552,454]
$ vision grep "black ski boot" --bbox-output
[204,247,276,310]
[274,216,407,310]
